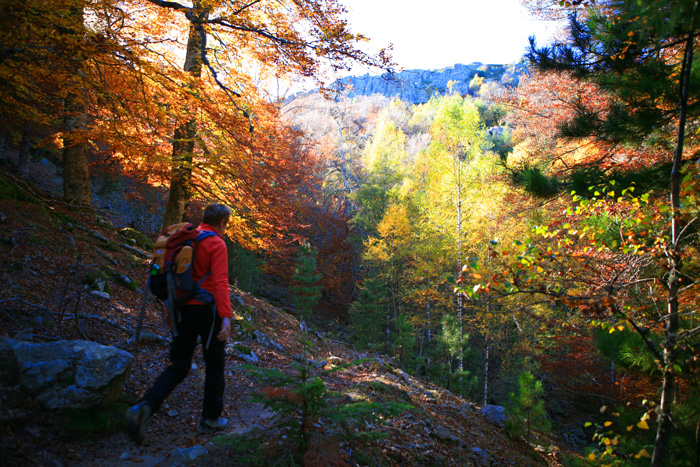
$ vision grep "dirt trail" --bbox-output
[73,374,277,467]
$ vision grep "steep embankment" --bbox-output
[0,166,563,466]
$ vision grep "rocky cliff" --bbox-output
[333,62,527,104]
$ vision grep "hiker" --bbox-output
[126,203,233,445]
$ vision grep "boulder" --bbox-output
[480,404,507,428]
[0,337,134,409]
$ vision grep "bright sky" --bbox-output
[342,0,561,72]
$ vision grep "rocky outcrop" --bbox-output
[333,62,527,104]
[0,337,134,409]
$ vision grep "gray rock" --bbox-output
[227,344,259,364]
[0,338,133,409]
[462,402,478,412]
[433,425,452,441]
[253,330,285,352]
[472,447,489,466]
[231,294,245,306]
[170,445,208,464]
[561,425,589,449]
[480,404,507,428]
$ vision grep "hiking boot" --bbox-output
[125,401,152,445]
[198,417,228,434]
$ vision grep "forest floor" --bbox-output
[0,165,578,466]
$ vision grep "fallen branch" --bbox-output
[120,242,150,258]
[95,247,119,266]
[0,297,57,315]
[60,312,171,347]
[0,306,24,328]
[61,313,132,335]
[119,331,171,349]
[0,169,52,204]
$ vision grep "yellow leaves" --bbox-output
[600,405,607,414]
[588,453,596,461]
[472,273,482,279]
[637,420,650,430]
[635,449,651,459]
[601,436,618,446]
[604,421,613,427]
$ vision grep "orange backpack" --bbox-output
[149,223,216,307]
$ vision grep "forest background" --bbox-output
[1,0,700,466]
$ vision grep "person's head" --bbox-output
[202,203,231,233]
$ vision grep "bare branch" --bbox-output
[142,0,190,12]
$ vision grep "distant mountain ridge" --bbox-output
[332,62,527,104]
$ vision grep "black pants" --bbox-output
[140,304,226,420]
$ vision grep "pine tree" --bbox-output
[506,371,550,442]
[527,2,700,463]
[349,276,387,351]
[394,314,417,368]
[290,242,322,322]
[229,242,263,294]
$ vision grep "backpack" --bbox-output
[149,222,217,308]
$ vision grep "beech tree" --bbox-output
[1,0,106,207]
[130,0,393,229]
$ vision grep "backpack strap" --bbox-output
[165,267,180,337]
[205,304,217,350]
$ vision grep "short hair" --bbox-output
[202,203,231,226]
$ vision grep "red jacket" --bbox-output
[185,223,232,319]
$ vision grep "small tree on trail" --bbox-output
[506,370,550,442]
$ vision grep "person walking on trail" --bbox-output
[126,203,233,445]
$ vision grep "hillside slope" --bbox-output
[0,167,565,466]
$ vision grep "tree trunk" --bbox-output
[161,5,208,230]
[651,10,695,465]
[0,127,9,162]
[425,298,431,371]
[695,414,699,467]
[62,0,92,209]
[456,156,464,375]
[384,301,391,355]
[161,122,196,227]
[63,108,91,207]
[483,342,489,407]
[17,130,31,177]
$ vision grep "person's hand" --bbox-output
[217,317,231,341]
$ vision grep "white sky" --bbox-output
[342,0,562,72]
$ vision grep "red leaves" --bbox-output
[261,386,304,405]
